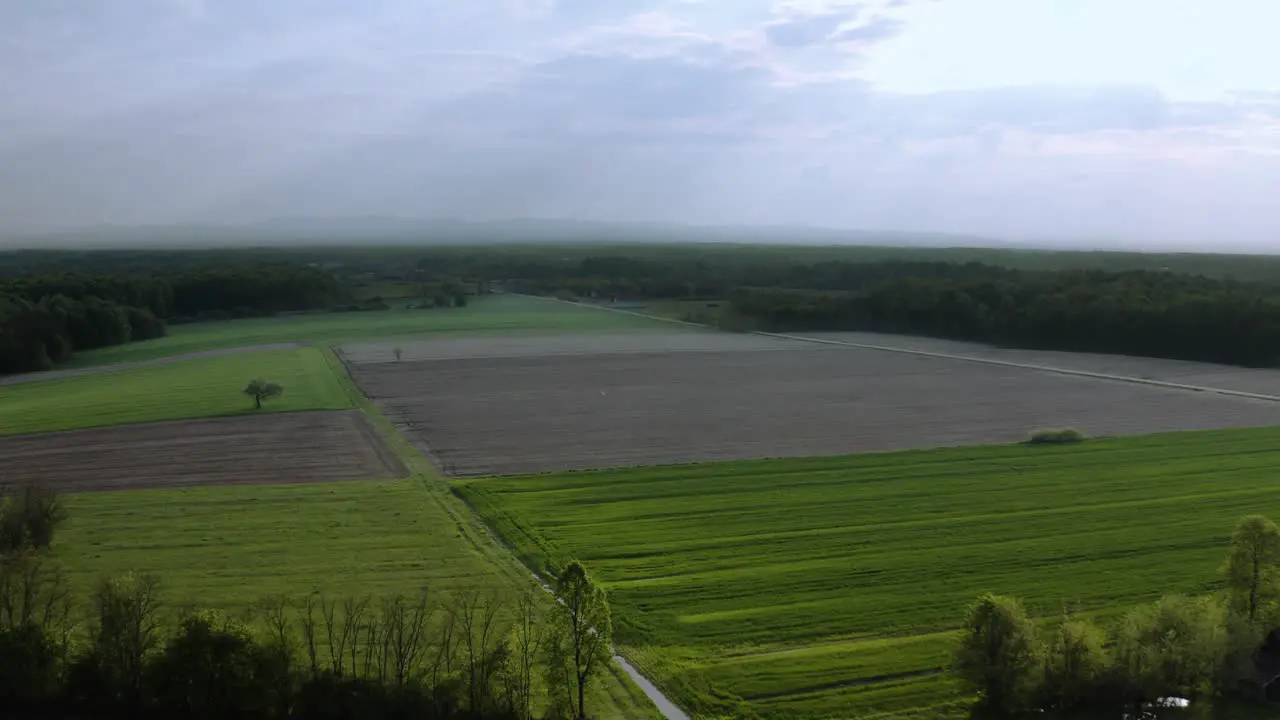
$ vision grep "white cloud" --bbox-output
[0,0,1277,247]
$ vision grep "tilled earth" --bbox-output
[0,410,406,492]
[342,334,1280,476]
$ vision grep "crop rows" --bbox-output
[457,426,1280,718]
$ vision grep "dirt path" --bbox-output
[0,343,305,386]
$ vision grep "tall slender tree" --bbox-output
[549,561,612,720]
[1222,514,1280,622]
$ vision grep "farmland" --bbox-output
[0,346,351,435]
[4,297,670,719]
[67,294,674,366]
[0,410,405,492]
[457,426,1280,719]
[344,331,1280,477]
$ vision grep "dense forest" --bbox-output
[0,265,345,374]
[415,249,1280,367]
[7,243,1280,372]
[727,268,1280,367]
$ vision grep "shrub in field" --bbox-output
[0,484,67,552]
[1026,428,1085,445]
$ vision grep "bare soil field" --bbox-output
[0,410,406,492]
[798,331,1280,397]
[342,334,1280,477]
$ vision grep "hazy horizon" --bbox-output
[3,1,1279,249]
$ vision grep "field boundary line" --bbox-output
[329,346,680,718]
[450,487,690,720]
[757,330,1280,402]
[519,293,1280,404]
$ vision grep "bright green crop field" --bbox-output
[69,294,672,367]
[0,347,350,435]
[457,426,1280,719]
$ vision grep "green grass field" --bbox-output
[456,427,1280,719]
[38,338,659,719]
[69,294,672,367]
[0,347,350,435]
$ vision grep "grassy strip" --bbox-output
[70,294,675,366]
[455,426,1280,718]
[0,347,350,435]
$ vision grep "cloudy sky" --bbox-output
[2,0,1279,248]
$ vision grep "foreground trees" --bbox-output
[548,561,613,720]
[1223,515,1280,623]
[955,514,1280,717]
[0,492,622,720]
[955,594,1040,714]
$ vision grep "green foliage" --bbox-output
[549,561,613,720]
[1027,428,1085,445]
[146,610,285,720]
[1222,514,1280,622]
[457,426,1280,719]
[0,348,350,435]
[1040,614,1109,712]
[0,485,67,552]
[954,593,1040,714]
[1113,595,1228,702]
[244,379,285,409]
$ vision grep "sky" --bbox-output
[2,0,1279,248]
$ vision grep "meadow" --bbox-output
[68,294,673,366]
[456,426,1280,719]
[0,346,350,435]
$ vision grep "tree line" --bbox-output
[955,515,1280,718]
[0,485,617,720]
[483,250,1280,367]
[0,265,346,374]
[726,268,1280,367]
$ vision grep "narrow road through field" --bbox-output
[0,343,305,386]
[524,294,1280,403]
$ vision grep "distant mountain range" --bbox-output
[0,217,1049,251]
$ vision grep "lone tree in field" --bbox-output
[954,593,1040,715]
[243,380,284,410]
[1223,514,1280,622]
[549,560,612,720]
[393,347,403,361]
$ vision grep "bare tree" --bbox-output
[381,590,433,687]
[91,573,163,709]
[504,587,547,720]
[453,588,510,712]
[296,594,321,677]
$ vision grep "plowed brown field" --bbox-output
[0,410,406,492]
[342,333,1280,477]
